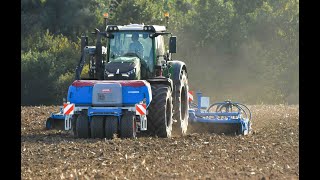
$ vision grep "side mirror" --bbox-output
[169,36,176,53]
[91,28,100,34]
[166,50,171,61]
[81,35,88,53]
[106,33,114,39]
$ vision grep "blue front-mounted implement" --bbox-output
[45,80,151,139]
[188,91,252,135]
[46,107,66,130]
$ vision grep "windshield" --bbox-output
[108,31,154,72]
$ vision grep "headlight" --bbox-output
[104,70,110,75]
[122,68,135,77]
[105,70,114,77]
[127,68,136,75]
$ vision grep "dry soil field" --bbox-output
[21,105,299,180]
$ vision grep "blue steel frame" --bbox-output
[50,113,65,120]
[188,91,251,135]
[48,107,65,120]
[87,107,122,117]
[87,107,123,123]
[47,106,129,129]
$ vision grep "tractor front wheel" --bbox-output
[173,70,189,136]
[147,84,173,138]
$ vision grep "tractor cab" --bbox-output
[104,24,174,80]
[75,24,176,81]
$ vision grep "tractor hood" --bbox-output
[104,56,141,80]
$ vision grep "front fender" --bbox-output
[168,60,188,85]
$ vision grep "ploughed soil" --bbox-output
[21,105,299,180]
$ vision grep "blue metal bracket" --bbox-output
[87,107,122,117]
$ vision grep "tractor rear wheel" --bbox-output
[120,111,136,138]
[105,116,118,139]
[173,70,189,136]
[75,111,90,138]
[90,116,105,138]
[147,84,173,138]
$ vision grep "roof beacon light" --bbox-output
[103,12,109,18]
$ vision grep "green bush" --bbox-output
[21,31,80,105]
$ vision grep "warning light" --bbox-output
[164,12,169,17]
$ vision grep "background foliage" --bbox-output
[21,0,299,105]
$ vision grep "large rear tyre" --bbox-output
[147,84,173,138]
[120,111,136,138]
[173,70,189,136]
[75,111,90,138]
[90,116,105,138]
[105,116,118,139]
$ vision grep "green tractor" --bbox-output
[74,23,189,137]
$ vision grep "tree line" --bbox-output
[21,0,299,105]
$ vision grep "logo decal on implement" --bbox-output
[135,104,146,115]
[188,91,194,102]
[128,91,139,93]
[102,89,112,93]
[63,103,75,115]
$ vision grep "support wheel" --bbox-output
[105,116,118,139]
[75,111,90,138]
[45,118,53,130]
[90,116,105,138]
[120,111,136,138]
